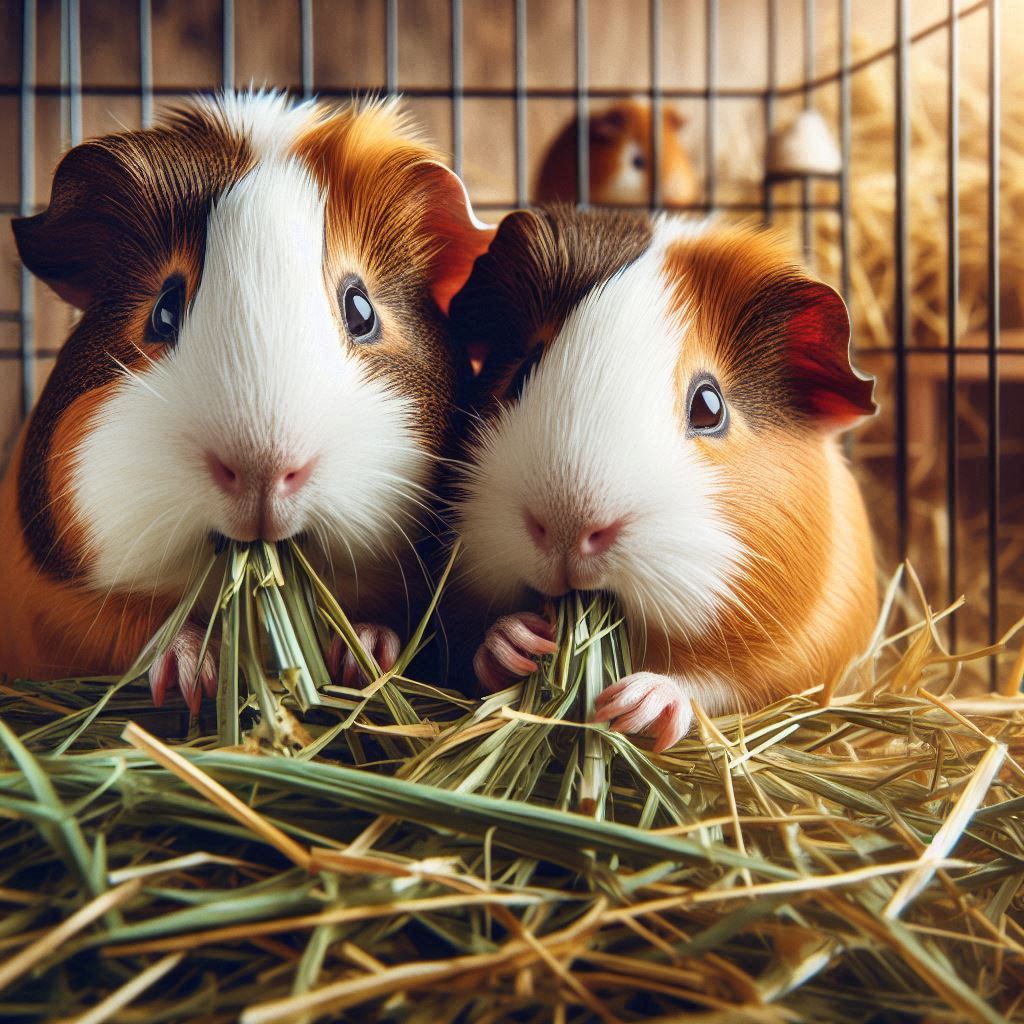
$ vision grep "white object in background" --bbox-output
[766,109,842,177]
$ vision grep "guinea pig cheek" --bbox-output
[47,385,120,577]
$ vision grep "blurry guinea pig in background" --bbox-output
[447,206,878,751]
[1,92,493,709]
[534,100,700,207]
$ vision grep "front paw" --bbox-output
[593,672,694,752]
[149,621,217,715]
[327,624,402,686]
[474,612,558,692]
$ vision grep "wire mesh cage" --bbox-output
[0,0,1020,688]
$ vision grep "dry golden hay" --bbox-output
[810,35,1024,349]
[1,544,1024,1022]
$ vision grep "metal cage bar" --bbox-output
[514,0,527,207]
[839,0,851,304]
[704,0,718,209]
[300,0,313,101]
[575,0,589,207]
[139,0,154,127]
[386,0,398,95]
[987,0,1001,679]
[19,0,37,417]
[222,0,234,91]
[68,0,82,146]
[946,0,960,650]
[800,0,814,263]
[450,0,464,178]
[894,0,911,560]
[764,0,777,225]
[649,0,663,210]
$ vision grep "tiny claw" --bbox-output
[593,672,693,751]
[474,611,559,692]
[149,651,173,707]
[146,622,216,714]
[331,624,402,688]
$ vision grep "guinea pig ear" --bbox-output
[10,142,111,310]
[781,280,877,432]
[12,210,94,310]
[416,161,496,316]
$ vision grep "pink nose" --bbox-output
[577,518,624,558]
[207,452,316,499]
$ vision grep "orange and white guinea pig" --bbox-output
[2,92,492,708]
[448,206,878,751]
[535,100,700,207]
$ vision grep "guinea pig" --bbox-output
[2,91,493,709]
[535,100,700,208]
[447,206,878,751]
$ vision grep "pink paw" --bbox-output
[593,672,693,752]
[474,612,558,692]
[327,624,402,686]
[149,621,217,715]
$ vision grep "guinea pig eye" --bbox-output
[689,380,726,433]
[631,153,647,170]
[340,282,380,343]
[148,276,185,344]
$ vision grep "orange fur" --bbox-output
[0,430,174,680]
[653,229,878,709]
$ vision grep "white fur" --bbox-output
[193,89,320,158]
[456,232,744,645]
[72,113,426,595]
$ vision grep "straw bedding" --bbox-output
[1,544,1023,1023]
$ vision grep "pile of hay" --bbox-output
[1,550,1024,1022]
[813,35,1024,348]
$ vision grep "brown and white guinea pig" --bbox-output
[447,206,878,751]
[1,91,492,709]
[535,100,700,208]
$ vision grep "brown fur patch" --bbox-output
[449,204,653,410]
[11,104,254,580]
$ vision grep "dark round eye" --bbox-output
[689,381,726,433]
[632,153,647,170]
[506,345,544,402]
[341,283,379,342]
[148,277,185,344]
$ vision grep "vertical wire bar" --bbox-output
[575,0,589,207]
[894,0,910,560]
[300,0,313,100]
[649,0,663,210]
[386,0,398,96]
[705,0,717,210]
[986,0,1001,682]
[839,0,851,303]
[946,0,960,649]
[20,0,37,417]
[764,0,777,224]
[139,0,153,127]
[800,0,814,263]
[68,0,81,145]
[222,0,235,91]
[451,0,464,178]
[59,0,68,149]
[514,0,527,207]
